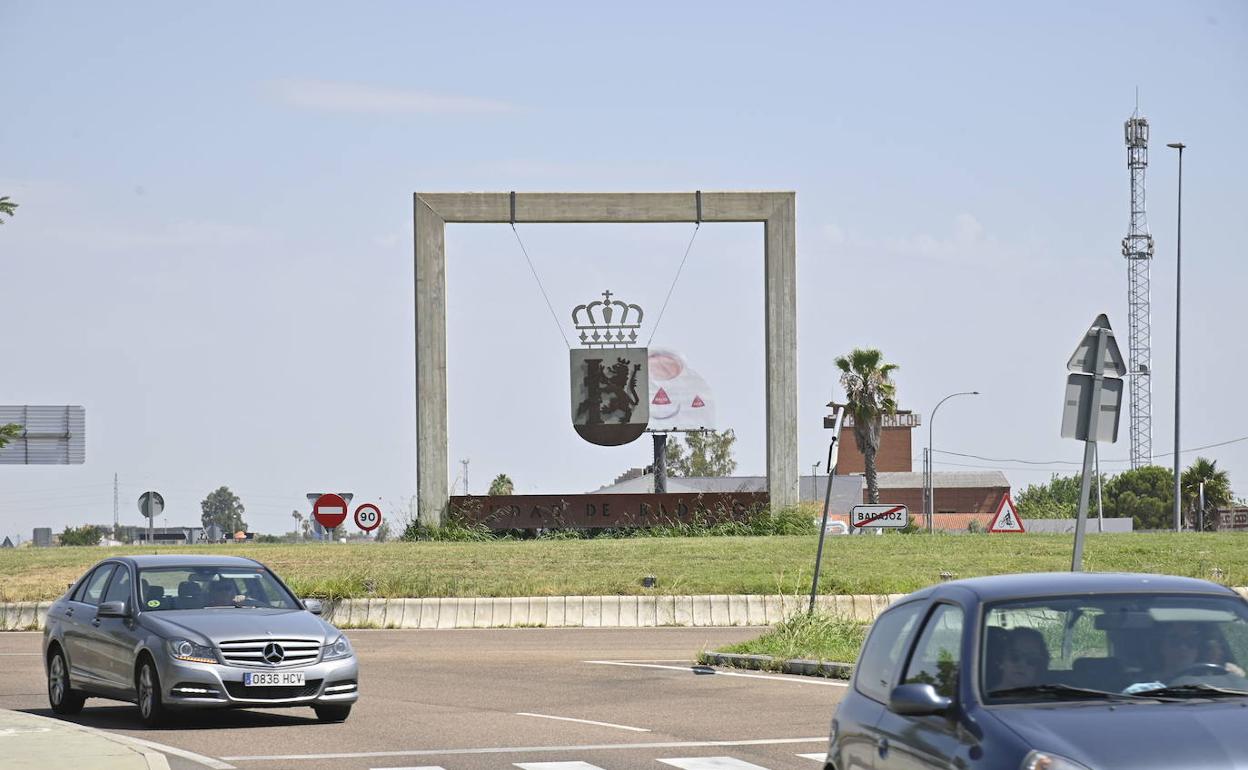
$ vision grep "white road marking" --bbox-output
[797,753,828,762]
[516,712,651,733]
[221,737,825,762]
[370,767,447,770]
[659,758,770,769]
[0,653,41,656]
[515,763,607,769]
[107,733,237,769]
[584,660,848,687]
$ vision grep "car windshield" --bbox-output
[136,566,299,611]
[982,593,1248,702]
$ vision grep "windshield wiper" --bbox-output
[1129,683,1248,699]
[989,683,1158,701]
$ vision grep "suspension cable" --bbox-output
[508,192,571,348]
[648,192,703,345]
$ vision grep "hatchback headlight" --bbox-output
[1022,751,1093,770]
[322,634,353,661]
[168,638,218,664]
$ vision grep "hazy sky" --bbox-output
[2,1,1245,540]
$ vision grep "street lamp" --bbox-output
[1167,141,1185,533]
[927,391,981,532]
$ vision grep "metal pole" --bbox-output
[1199,481,1205,532]
[1073,328,1108,571]
[1168,142,1185,532]
[1096,443,1103,533]
[810,407,844,614]
[653,433,668,494]
[927,391,979,533]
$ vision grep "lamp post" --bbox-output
[1167,141,1185,532]
[927,391,980,532]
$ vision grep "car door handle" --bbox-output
[878,737,889,759]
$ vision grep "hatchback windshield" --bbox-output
[137,566,299,611]
[982,593,1248,701]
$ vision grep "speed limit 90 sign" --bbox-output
[354,503,382,532]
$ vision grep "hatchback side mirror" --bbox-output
[303,598,323,616]
[889,683,954,717]
[97,600,130,618]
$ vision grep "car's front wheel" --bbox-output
[313,704,352,722]
[47,647,85,715]
[136,657,169,727]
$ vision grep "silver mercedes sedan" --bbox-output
[43,554,358,726]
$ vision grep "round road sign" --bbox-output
[312,493,349,529]
[137,491,164,519]
[354,503,382,533]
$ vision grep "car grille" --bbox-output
[223,679,323,701]
[217,638,321,667]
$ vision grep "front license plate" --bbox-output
[243,671,305,687]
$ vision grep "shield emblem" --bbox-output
[570,347,649,446]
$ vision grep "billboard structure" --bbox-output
[0,406,86,465]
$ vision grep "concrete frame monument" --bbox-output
[414,191,797,525]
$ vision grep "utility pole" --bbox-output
[113,473,119,540]
[1166,141,1186,533]
[460,458,470,495]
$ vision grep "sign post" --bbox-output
[809,403,845,614]
[138,491,164,546]
[1063,314,1125,570]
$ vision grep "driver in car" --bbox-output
[207,580,242,607]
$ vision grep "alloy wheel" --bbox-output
[49,654,65,705]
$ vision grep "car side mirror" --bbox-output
[303,598,323,616]
[888,683,954,717]
[97,600,130,618]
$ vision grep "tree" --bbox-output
[291,510,304,540]
[59,525,102,546]
[1182,457,1233,531]
[1103,465,1174,530]
[0,196,16,225]
[835,348,899,504]
[375,519,392,542]
[488,474,514,496]
[1015,474,1093,519]
[0,423,20,449]
[664,429,738,477]
[201,486,247,533]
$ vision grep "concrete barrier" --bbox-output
[8,587,1246,631]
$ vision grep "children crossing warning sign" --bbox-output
[989,493,1024,533]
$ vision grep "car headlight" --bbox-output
[1022,751,1093,770]
[168,638,218,664]
[322,634,353,661]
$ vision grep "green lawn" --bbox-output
[2,532,1247,602]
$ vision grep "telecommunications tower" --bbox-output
[1123,108,1154,468]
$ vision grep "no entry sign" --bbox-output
[354,503,382,533]
[312,493,349,529]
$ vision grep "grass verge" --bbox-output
[702,612,868,669]
[2,531,1247,602]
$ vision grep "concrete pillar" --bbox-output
[764,193,799,509]
[414,196,448,526]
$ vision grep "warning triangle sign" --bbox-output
[989,493,1025,533]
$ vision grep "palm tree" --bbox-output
[292,510,304,540]
[0,196,17,224]
[488,474,515,496]
[835,348,899,504]
[1181,457,1233,531]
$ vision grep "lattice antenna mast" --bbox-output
[1123,107,1154,467]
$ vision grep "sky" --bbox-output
[1,1,1245,540]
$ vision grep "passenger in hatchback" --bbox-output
[994,628,1050,691]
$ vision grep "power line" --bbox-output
[932,434,1248,467]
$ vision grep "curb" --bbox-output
[699,651,855,679]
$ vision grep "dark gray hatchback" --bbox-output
[826,572,1248,770]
